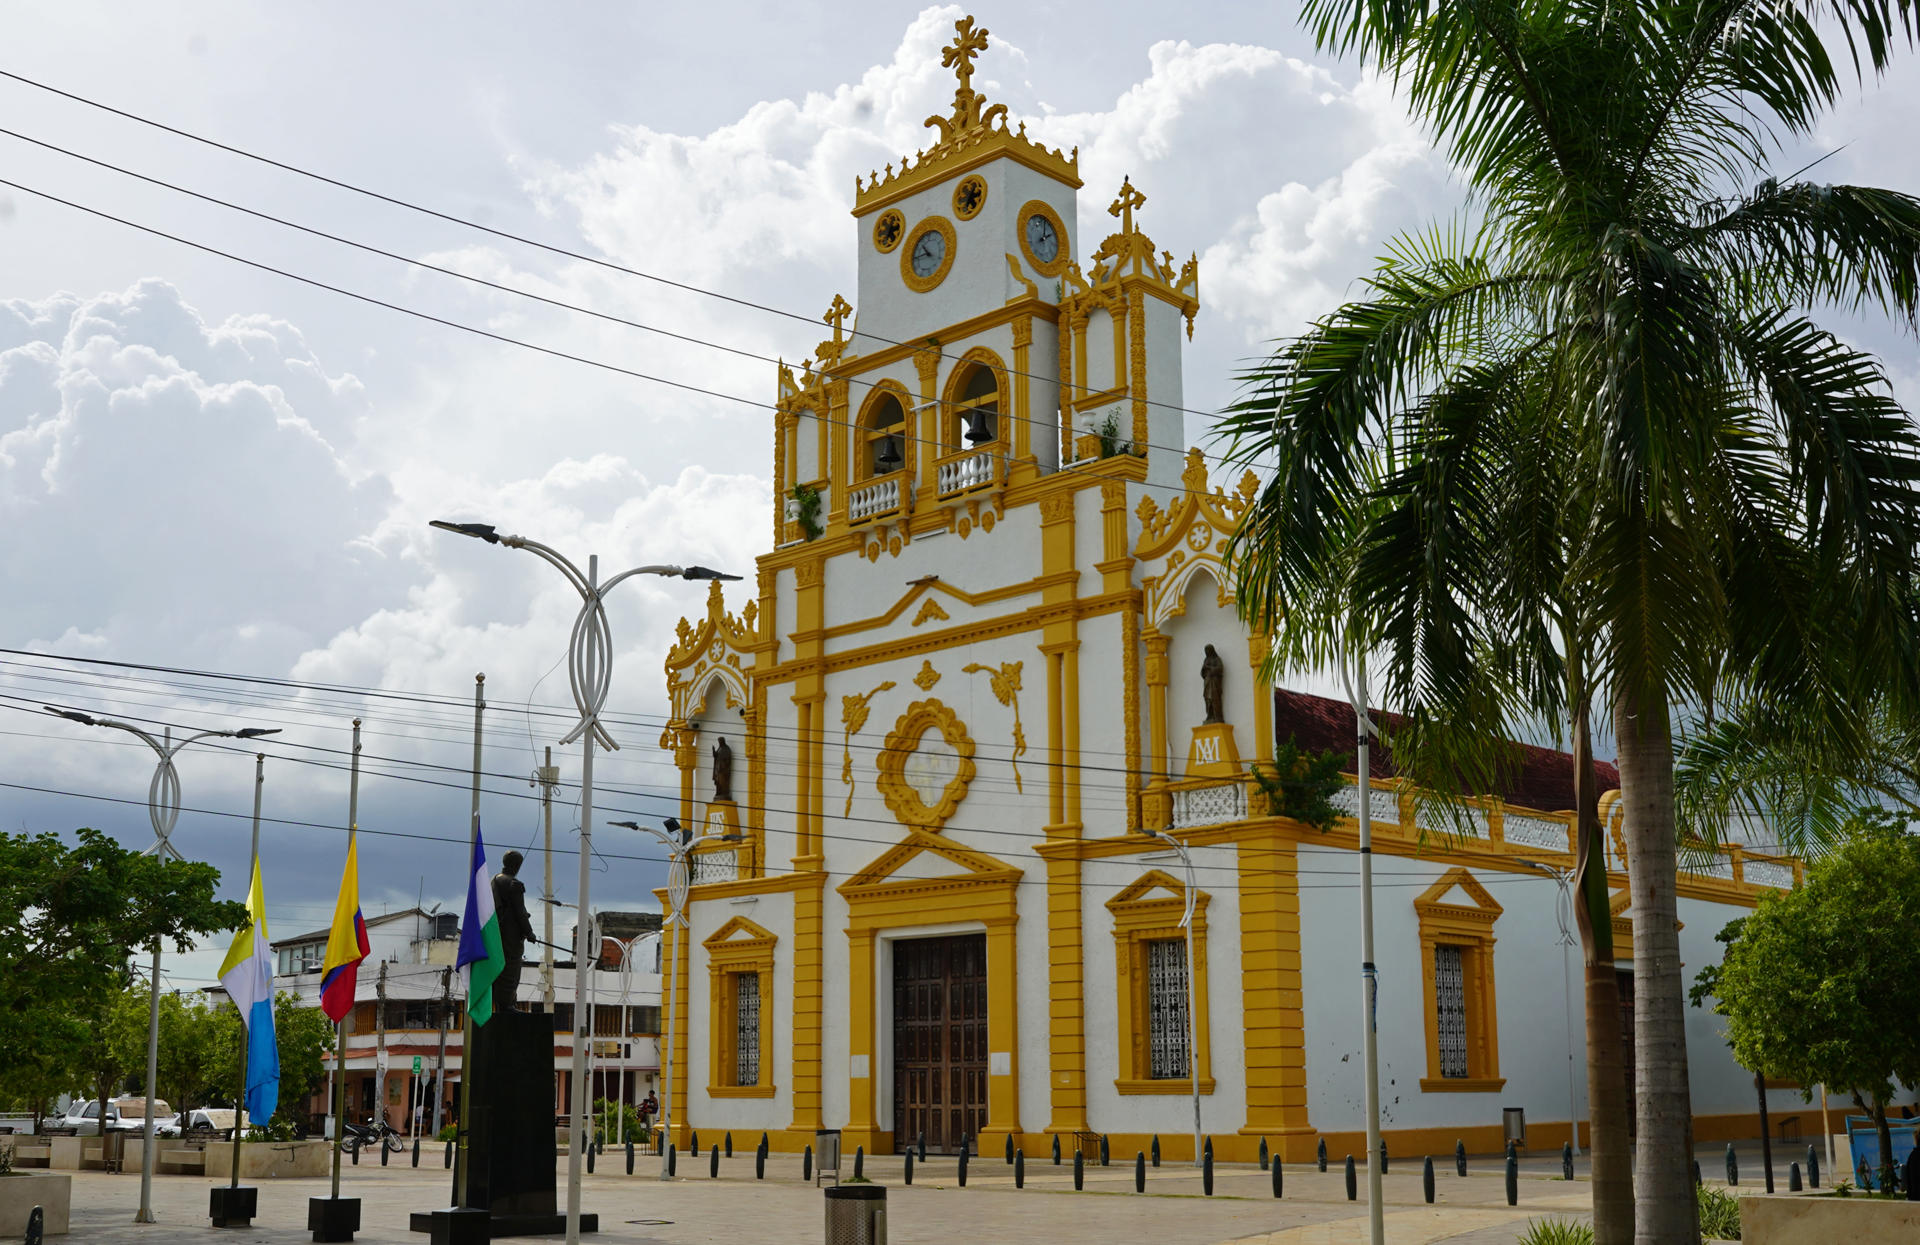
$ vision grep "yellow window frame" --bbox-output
[704,916,777,1098]
[1415,868,1505,1092]
[1107,869,1214,1095]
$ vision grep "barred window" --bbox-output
[1435,944,1469,1078]
[734,972,761,1087]
[1145,939,1191,1080]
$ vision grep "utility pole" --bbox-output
[534,751,560,1014]
[433,966,452,1136]
[376,961,389,1130]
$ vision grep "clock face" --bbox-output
[910,228,947,278]
[1025,213,1059,264]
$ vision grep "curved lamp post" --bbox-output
[1145,828,1203,1167]
[41,706,279,1225]
[430,519,735,1245]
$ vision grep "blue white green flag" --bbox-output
[456,825,506,1025]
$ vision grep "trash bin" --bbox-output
[813,1128,842,1187]
[101,1129,126,1173]
[1502,1108,1527,1150]
[824,1183,885,1245]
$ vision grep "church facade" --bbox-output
[652,16,1802,1161]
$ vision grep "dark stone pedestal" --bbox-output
[209,1185,258,1228]
[408,1010,597,1238]
[308,1196,361,1242]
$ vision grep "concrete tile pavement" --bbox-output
[52,1151,1596,1244]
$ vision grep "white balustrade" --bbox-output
[1416,802,1492,841]
[690,850,738,886]
[848,476,902,522]
[1333,782,1403,828]
[1743,857,1795,889]
[937,450,999,495]
[1171,781,1247,829]
[1502,812,1573,854]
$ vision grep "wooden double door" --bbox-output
[891,933,987,1154]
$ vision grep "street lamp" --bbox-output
[41,705,279,1225]
[1522,860,1583,1157]
[1337,651,1386,1245]
[431,518,735,1245]
[610,817,707,1180]
[1145,829,1204,1167]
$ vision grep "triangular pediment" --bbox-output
[1415,867,1503,918]
[838,828,1021,897]
[1106,868,1189,910]
[704,915,778,950]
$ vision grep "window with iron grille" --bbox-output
[1434,944,1469,1078]
[1145,939,1191,1079]
[734,972,760,1087]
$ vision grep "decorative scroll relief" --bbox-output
[1416,802,1491,841]
[913,660,942,691]
[1333,782,1402,828]
[875,699,977,832]
[911,599,951,627]
[1743,858,1794,889]
[840,680,897,817]
[1684,851,1736,881]
[1171,781,1246,829]
[962,661,1026,794]
[1502,813,1571,854]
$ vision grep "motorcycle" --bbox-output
[340,1115,406,1155]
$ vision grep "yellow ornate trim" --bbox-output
[961,661,1026,794]
[1107,869,1213,1095]
[1414,868,1504,1092]
[874,698,976,831]
[873,208,905,254]
[912,660,942,691]
[1004,253,1038,303]
[911,599,951,626]
[953,173,988,221]
[939,345,1010,453]
[839,679,896,817]
[1017,199,1070,279]
[705,916,777,1097]
[901,215,958,293]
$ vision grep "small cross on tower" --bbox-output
[824,294,853,344]
[943,16,990,98]
[1109,176,1147,235]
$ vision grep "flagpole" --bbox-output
[231,753,265,1190]
[454,674,484,1210]
[330,722,361,1200]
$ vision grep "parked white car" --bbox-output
[110,1098,170,1134]
[56,1099,119,1136]
[154,1108,239,1139]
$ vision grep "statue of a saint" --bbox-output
[712,736,734,803]
[489,851,539,1014]
[1200,644,1225,724]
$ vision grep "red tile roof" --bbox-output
[1272,687,1619,814]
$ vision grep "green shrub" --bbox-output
[1697,1184,1742,1240]
[437,1124,457,1143]
[1517,1220,1593,1245]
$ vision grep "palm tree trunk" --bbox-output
[1571,683,1632,1245]
[1614,687,1698,1245]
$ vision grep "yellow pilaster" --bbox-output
[980,916,1023,1148]
[841,929,881,1153]
[1127,286,1149,449]
[1042,851,1086,1135]
[915,342,941,499]
[668,912,693,1148]
[1237,828,1313,1156]
[787,871,826,1136]
[1249,633,1274,767]
[1011,314,1033,473]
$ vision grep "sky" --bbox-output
[2,3,1917,991]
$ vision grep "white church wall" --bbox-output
[681,887,796,1131]
[1141,299,1190,492]
[758,693,802,868]
[820,884,853,1131]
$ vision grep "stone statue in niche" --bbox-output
[489,850,538,1013]
[711,736,734,803]
[1200,643,1225,724]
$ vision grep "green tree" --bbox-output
[0,828,247,1111]
[154,992,227,1109]
[1223,5,1920,1239]
[1692,812,1920,1192]
[72,986,148,1124]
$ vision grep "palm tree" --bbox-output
[1224,4,1920,1240]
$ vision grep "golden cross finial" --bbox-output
[1109,176,1147,235]
[823,294,853,344]
[943,16,990,96]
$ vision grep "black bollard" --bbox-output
[381,1137,390,1167]
[1135,1151,1146,1193]
[1727,1142,1739,1186]
[691,1130,699,1157]
[1456,1139,1467,1177]
[1259,1136,1269,1171]
[1102,1134,1110,1167]
[1506,1154,1518,1205]
[1506,1138,1518,1162]
[1015,1149,1025,1189]
[905,1150,913,1185]
[1906,1149,1920,1200]
[853,1145,864,1181]
[1423,1155,1435,1204]
[1052,1134,1061,1165]
[755,1145,765,1181]
[1380,1138,1389,1175]
[412,1136,421,1168]
[1789,1161,1802,1192]
[918,1132,926,1163]
[1562,1141,1573,1180]
[24,1206,41,1245]
[1203,1148,1214,1197]
[1074,1149,1084,1191]
[958,1144,968,1187]
[445,1140,453,1169]
[587,1141,595,1174]
[352,1141,358,1166]
[801,1145,811,1183]
[1693,1159,1702,1186]
[1005,1133,1014,1164]
[668,1143,677,1178]
[1809,1144,1820,1188]
[1345,1154,1357,1200]
[627,1139,635,1176]
[761,1131,769,1156]
[1151,1134,1161,1168]
[725,1131,733,1158]
[709,1144,719,1179]
[1201,1136,1211,1165]
[1318,1138,1328,1172]
[1272,1155,1283,1199]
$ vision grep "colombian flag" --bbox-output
[318,838,371,1023]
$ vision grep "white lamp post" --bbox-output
[1145,829,1203,1167]
[41,706,279,1225]
[1338,652,1386,1245]
[1523,860,1583,1157]
[429,519,735,1245]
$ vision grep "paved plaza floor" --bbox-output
[54,1149,1606,1244]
